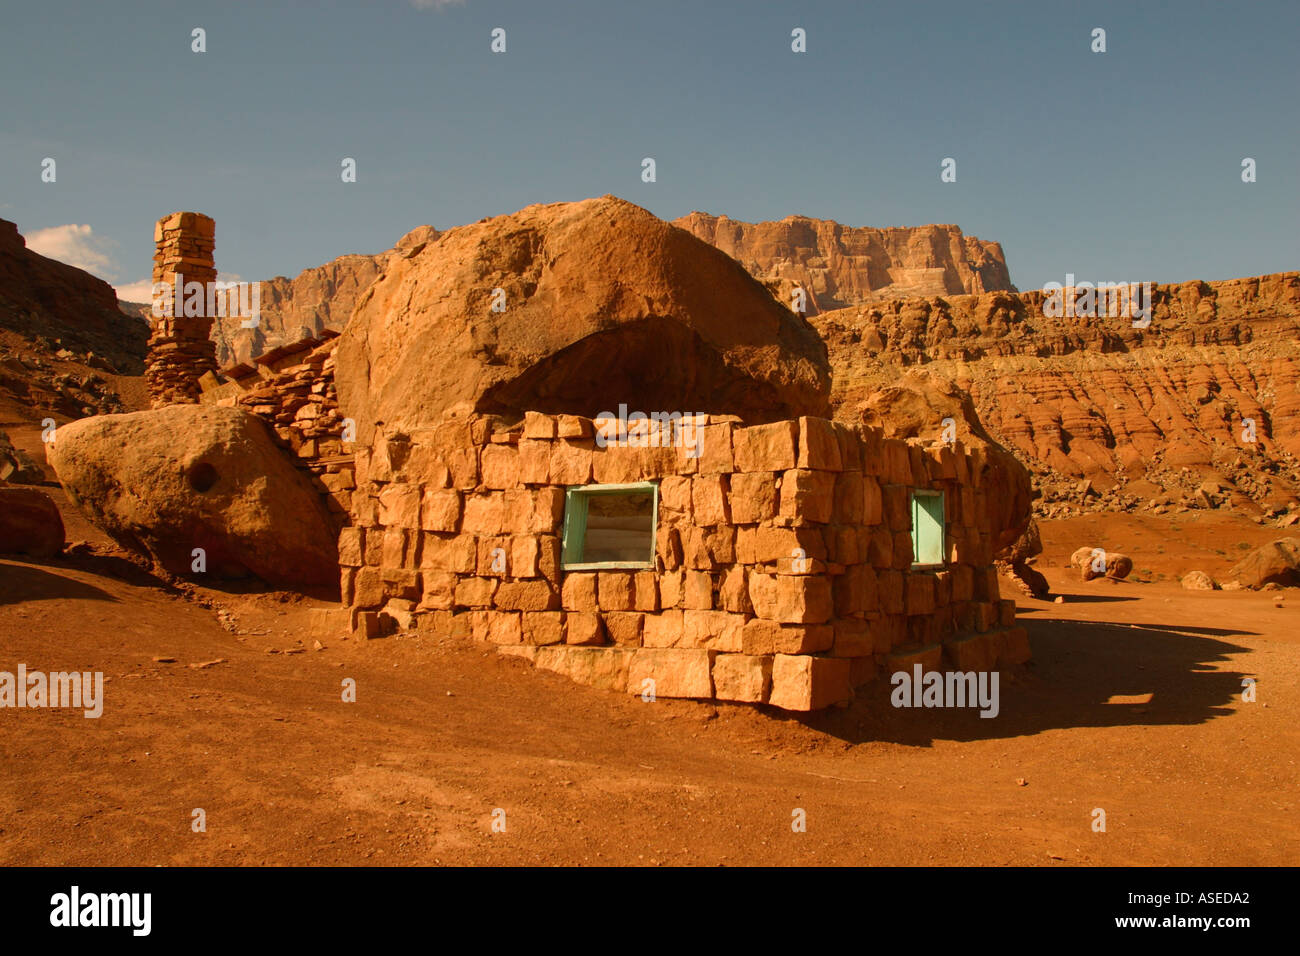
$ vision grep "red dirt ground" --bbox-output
[1,473,1296,866]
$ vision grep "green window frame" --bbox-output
[561,481,659,571]
[911,489,945,568]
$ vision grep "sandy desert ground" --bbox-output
[1,416,1294,867]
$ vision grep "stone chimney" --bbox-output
[145,211,218,407]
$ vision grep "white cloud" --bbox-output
[25,224,117,279]
[113,278,155,303]
[114,271,249,304]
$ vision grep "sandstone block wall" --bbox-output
[211,337,354,531]
[145,211,219,407]
[339,411,1027,710]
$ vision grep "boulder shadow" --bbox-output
[785,616,1256,745]
[0,559,119,605]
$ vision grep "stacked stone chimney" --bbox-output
[145,211,219,407]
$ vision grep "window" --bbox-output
[561,482,658,570]
[911,490,945,567]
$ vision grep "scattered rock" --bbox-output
[1181,571,1219,591]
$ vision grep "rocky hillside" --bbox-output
[210,226,439,367]
[673,212,1014,314]
[811,272,1300,519]
[0,218,148,423]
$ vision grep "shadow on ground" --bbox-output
[0,558,120,605]
[786,615,1254,746]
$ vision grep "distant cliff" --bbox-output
[811,272,1300,517]
[673,212,1014,314]
[210,225,439,367]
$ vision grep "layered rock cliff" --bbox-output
[0,218,148,422]
[672,212,1015,314]
[210,226,439,367]
[811,272,1300,518]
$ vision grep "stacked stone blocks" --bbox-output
[338,411,1028,711]
[145,211,219,407]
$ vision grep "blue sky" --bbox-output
[2,0,1297,299]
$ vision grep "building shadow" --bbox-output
[783,615,1256,745]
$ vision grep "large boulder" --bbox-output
[1228,537,1300,589]
[0,486,65,557]
[47,405,338,587]
[335,196,831,444]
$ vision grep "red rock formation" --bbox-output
[812,272,1300,516]
[0,218,148,376]
[673,212,1014,314]
[210,226,438,367]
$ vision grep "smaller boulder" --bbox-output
[1072,546,1132,581]
[0,486,66,557]
[1181,570,1219,590]
[1227,538,1300,589]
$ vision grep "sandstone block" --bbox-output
[597,571,636,611]
[338,528,363,567]
[681,610,745,652]
[420,489,461,532]
[563,611,606,645]
[642,608,685,648]
[494,580,558,612]
[461,493,506,534]
[739,619,834,655]
[683,570,714,610]
[549,441,593,485]
[768,655,851,711]
[778,469,835,524]
[691,475,730,526]
[486,611,522,645]
[733,420,798,472]
[535,645,633,692]
[562,573,598,611]
[522,610,564,646]
[377,483,421,528]
[603,611,644,647]
[728,471,777,523]
[455,576,497,608]
[798,417,843,470]
[748,571,832,624]
[628,648,715,699]
[712,654,772,703]
[887,643,943,675]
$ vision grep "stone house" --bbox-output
[337,409,1029,711]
